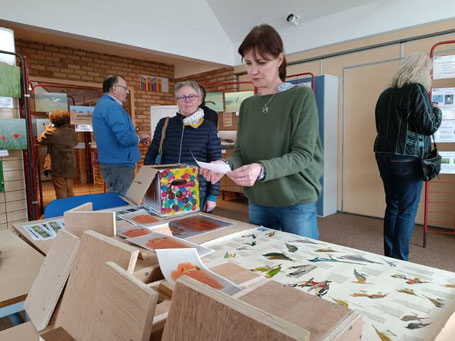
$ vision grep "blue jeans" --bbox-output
[376,154,423,261]
[249,201,319,239]
[100,164,135,197]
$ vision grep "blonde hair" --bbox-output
[391,54,432,91]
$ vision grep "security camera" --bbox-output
[286,14,300,26]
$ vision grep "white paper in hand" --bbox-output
[190,149,231,174]
[196,160,231,174]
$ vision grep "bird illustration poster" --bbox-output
[200,226,455,341]
[32,92,68,112]
[0,118,27,150]
[224,91,254,112]
[0,64,21,98]
[205,92,224,112]
[156,248,241,295]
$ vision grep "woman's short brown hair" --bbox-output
[238,24,287,81]
[49,110,70,127]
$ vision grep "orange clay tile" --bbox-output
[146,237,189,250]
[171,262,224,290]
[132,214,160,224]
[123,228,151,238]
[175,217,219,231]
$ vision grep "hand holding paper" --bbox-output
[196,159,231,174]
[199,160,229,184]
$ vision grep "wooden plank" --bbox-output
[0,230,44,308]
[55,230,139,341]
[161,276,308,341]
[64,210,116,238]
[133,262,163,284]
[67,202,93,212]
[436,312,455,341]
[91,261,158,341]
[209,262,260,285]
[39,327,74,341]
[25,230,79,331]
[0,322,39,341]
[238,281,362,341]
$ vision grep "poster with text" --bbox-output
[433,55,455,80]
[432,87,455,120]
[440,151,455,174]
[435,120,455,143]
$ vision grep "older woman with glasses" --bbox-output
[144,81,221,212]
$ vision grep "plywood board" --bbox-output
[209,262,260,285]
[161,276,308,341]
[67,202,92,212]
[238,281,362,341]
[0,230,44,308]
[39,327,74,341]
[0,322,39,341]
[91,262,158,341]
[25,230,79,331]
[436,312,455,341]
[64,210,115,238]
[55,230,139,341]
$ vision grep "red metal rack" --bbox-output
[28,82,103,214]
[423,40,455,247]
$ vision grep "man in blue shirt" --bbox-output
[93,75,150,196]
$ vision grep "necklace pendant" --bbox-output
[262,105,269,113]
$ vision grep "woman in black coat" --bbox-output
[374,54,442,261]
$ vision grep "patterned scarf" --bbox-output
[182,108,205,128]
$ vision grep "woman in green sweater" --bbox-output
[201,24,323,239]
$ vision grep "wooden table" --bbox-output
[13,211,455,340]
[12,212,251,257]
[0,230,44,324]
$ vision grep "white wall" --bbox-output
[0,0,234,65]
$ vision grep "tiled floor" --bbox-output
[41,180,105,207]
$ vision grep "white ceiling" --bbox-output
[206,0,379,44]
[1,0,454,78]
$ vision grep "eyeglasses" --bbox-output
[177,94,199,102]
[115,85,128,91]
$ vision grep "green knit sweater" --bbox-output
[228,86,323,207]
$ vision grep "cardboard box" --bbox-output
[124,164,200,217]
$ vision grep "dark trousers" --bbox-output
[376,153,423,261]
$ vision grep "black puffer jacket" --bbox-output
[144,114,221,201]
[374,83,442,157]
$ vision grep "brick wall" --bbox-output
[15,39,176,141]
[4,40,238,226]
[175,67,237,93]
